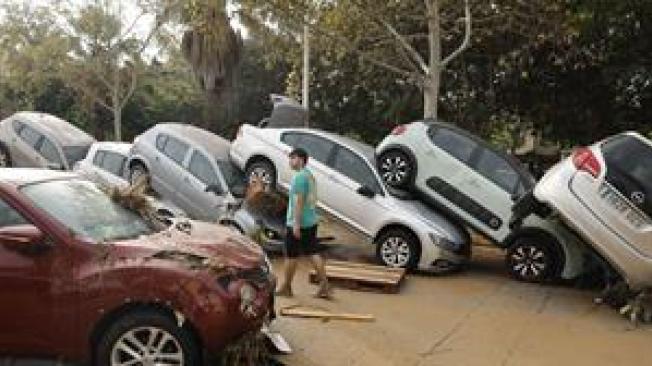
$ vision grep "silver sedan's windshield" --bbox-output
[21,179,153,242]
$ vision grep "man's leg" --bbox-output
[309,254,332,298]
[277,257,298,297]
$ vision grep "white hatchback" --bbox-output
[376,120,586,282]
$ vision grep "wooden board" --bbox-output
[309,260,406,294]
[280,306,375,322]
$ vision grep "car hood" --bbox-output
[107,221,264,272]
[392,199,467,243]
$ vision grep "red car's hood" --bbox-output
[108,221,264,270]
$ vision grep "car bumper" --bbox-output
[535,163,652,290]
[418,232,471,272]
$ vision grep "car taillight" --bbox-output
[572,147,602,178]
[391,125,407,135]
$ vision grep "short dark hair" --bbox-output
[289,147,309,163]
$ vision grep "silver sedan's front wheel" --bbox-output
[95,310,200,366]
[375,228,421,270]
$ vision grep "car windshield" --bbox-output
[21,179,154,242]
[63,145,91,167]
[216,158,246,192]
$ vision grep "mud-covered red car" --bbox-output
[0,169,274,365]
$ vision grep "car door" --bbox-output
[9,121,44,167]
[280,132,338,218]
[150,134,190,203]
[419,126,507,239]
[182,149,225,220]
[327,145,386,236]
[0,196,68,354]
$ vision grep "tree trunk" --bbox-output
[114,107,122,141]
[425,0,441,120]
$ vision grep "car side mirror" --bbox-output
[0,225,48,251]
[357,185,376,198]
[205,184,225,196]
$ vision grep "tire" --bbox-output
[505,236,560,283]
[0,145,11,167]
[375,228,421,270]
[378,149,415,189]
[95,309,200,366]
[130,163,150,189]
[246,160,277,190]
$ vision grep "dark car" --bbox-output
[0,169,274,365]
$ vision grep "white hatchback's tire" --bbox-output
[378,150,415,189]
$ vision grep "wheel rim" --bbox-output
[380,155,409,185]
[111,326,184,366]
[249,167,272,186]
[510,245,547,280]
[0,150,8,167]
[380,236,411,267]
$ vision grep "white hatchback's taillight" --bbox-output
[572,147,602,178]
[391,125,407,135]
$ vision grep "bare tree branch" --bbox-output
[442,0,471,67]
[380,19,429,74]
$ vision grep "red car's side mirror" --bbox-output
[0,225,46,248]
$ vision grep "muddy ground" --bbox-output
[270,220,652,366]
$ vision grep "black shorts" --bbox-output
[284,225,319,258]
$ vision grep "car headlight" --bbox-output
[429,233,459,252]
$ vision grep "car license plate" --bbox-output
[598,183,651,229]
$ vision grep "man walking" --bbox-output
[276,148,332,299]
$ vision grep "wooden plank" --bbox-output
[312,269,399,285]
[325,260,406,273]
[280,307,375,322]
[320,266,403,282]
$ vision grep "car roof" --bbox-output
[92,141,132,155]
[0,168,76,187]
[11,112,96,146]
[156,123,230,160]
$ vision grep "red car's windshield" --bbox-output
[21,179,154,242]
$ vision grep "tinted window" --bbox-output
[156,134,168,151]
[216,158,245,191]
[428,127,478,164]
[17,124,42,148]
[63,145,91,166]
[38,137,63,165]
[332,147,382,194]
[281,133,301,147]
[101,151,127,177]
[93,150,106,166]
[188,151,219,186]
[292,134,334,164]
[0,199,29,227]
[475,148,520,193]
[162,136,189,165]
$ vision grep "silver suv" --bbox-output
[513,132,652,292]
[376,120,586,282]
[0,112,95,170]
[127,123,258,236]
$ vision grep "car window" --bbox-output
[332,147,383,194]
[292,133,334,164]
[281,132,301,147]
[38,137,63,165]
[161,135,189,165]
[0,199,29,227]
[474,148,520,193]
[93,150,106,166]
[156,134,168,151]
[100,151,127,177]
[17,123,43,148]
[188,150,220,186]
[428,127,478,164]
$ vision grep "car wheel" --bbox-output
[246,160,276,190]
[130,163,150,189]
[506,237,558,283]
[0,146,11,167]
[95,309,200,366]
[375,228,421,270]
[378,150,414,189]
